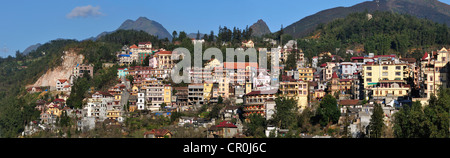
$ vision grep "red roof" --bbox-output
[156,51,172,55]
[422,52,429,61]
[339,100,361,106]
[63,85,70,88]
[130,44,138,49]
[332,72,338,78]
[216,121,237,128]
[144,129,172,137]
[320,63,327,67]
[245,89,277,96]
[351,56,364,60]
[58,79,68,83]
[53,99,65,102]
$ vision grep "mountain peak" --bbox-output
[136,16,150,22]
[250,19,271,37]
[103,17,172,40]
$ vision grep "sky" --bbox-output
[1,0,449,57]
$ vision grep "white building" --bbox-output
[339,62,358,79]
[85,91,114,122]
[137,92,146,110]
[56,79,71,92]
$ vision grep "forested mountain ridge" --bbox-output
[283,0,450,38]
[296,11,450,61]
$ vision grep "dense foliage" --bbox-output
[297,11,450,62]
[393,88,450,138]
[312,94,340,127]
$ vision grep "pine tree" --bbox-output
[369,104,385,138]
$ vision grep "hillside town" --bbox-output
[20,37,449,138]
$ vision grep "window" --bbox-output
[395,72,401,76]
[430,76,433,81]
[430,85,433,91]
[383,66,388,70]
[367,78,372,82]
[399,91,402,95]
[367,72,372,76]
[396,66,401,70]
[367,67,372,70]
[382,72,388,76]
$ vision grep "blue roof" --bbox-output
[119,54,130,57]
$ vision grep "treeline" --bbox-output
[297,11,450,61]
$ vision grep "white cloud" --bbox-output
[0,44,9,53]
[66,5,104,19]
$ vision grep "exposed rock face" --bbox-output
[250,19,271,37]
[31,50,84,90]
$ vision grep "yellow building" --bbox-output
[421,47,449,99]
[298,67,314,81]
[106,110,121,120]
[163,85,172,104]
[46,103,62,117]
[245,82,252,94]
[372,80,410,99]
[362,63,407,89]
[279,81,309,110]
[131,85,139,96]
[203,81,214,101]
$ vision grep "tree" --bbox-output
[313,94,340,127]
[142,55,150,66]
[271,97,298,129]
[393,101,428,138]
[172,31,178,42]
[423,88,450,138]
[369,104,385,138]
[218,95,223,104]
[178,31,187,41]
[245,114,266,138]
[196,30,201,40]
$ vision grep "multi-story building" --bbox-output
[420,47,449,99]
[279,80,309,110]
[154,51,174,69]
[224,62,258,85]
[56,79,71,92]
[137,90,146,110]
[298,67,314,81]
[243,89,277,119]
[73,64,94,78]
[188,84,204,105]
[127,66,170,80]
[163,85,172,105]
[203,81,214,102]
[174,87,189,108]
[339,62,358,79]
[142,78,164,111]
[85,91,114,122]
[363,63,407,99]
[372,80,410,100]
[362,63,407,89]
[321,62,336,81]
